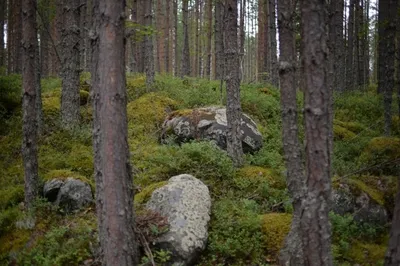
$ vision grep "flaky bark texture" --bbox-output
[22,0,39,209]
[277,0,305,264]
[257,0,269,82]
[329,0,344,92]
[181,0,190,77]
[224,0,244,167]
[91,0,138,265]
[214,0,224,80]
[378,0,397,135]
[61,0,81,129]
[144,0,155,89]
[300,1,333,265]
[205,0,213,79]
[385,176,400,265]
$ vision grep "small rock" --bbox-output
[55,178,93,213]
[43,179,65,202]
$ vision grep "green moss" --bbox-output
[126,75,147,100]
[0,229,31,255]
[42,88,61,118]
[66,144,93,177]
[43,169,89,183]
[333,124,357,141]
[134,181,167,207]
[79,90,89,106]
[261,213,292,260]
[334,120,366,134]
[346,178,384,206]
[347,241,385,265]
[236,166,285,189]
[0,186,24,210]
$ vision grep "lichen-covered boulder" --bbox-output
[44,178,93,213]
[161,107,263,153]
[146,174,211,266]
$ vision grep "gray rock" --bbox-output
[55,178,93,213]
[146,174,211,266]
[43,179,65,202]
[161,107,263,153]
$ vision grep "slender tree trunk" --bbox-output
[214,0,224,80]
[165,0,171,73]
[225,0,244,167]
[0,0,5,68]
[346,0,356,91]
[181,0,191,77]
[22,0,39,209]
[385,174,400,265]
[205,0,213,79]
[258,0,269,82]
[7,0,13,74]
[39,0,51,78]
[91,0,138,264]
[144,0,155,88]
[277,0,305,263]
[300,0,333,264]
[61,0,81,129]
[397,0,400,119]
[85,0,93,73]
[173,0,179,76]
[239,0,245,81]
[269,0,278,87]
[49,0,62,76]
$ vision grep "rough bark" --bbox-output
[144,0,155,89]
[239,0,245,80]
[205,0,213,79]
[173,0,179,76]
[257,0,269,82]
[277,0,305,264]
[165,0,171,73]
[397,0,400,119]
[22,0,39,209]
[346,0,356,91]
[181,0,191,77]
[224,0,244,167]
[385,175,400,265]
[214,0,224,80]
[49,0,62,76]
[39,0,51,78]
[8,0,22,74]
[329,0,345,92]
[378,0,397,135]
[61,0,81,129]
[300,0,333,265]
[91,0,138,265]
[269,0,278,87]
[0,0,5,68]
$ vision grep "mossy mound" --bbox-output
[358,137,400,175]
[261,213,292,261]
[43,169,94,190]
[333,124,357,141]
[126,75,146,100]
[0,186,24,210]
[347,241,385,265]
[42,88,61,117]
[334,119,366,134]
[236,166,285,189]
[134,181,167,208]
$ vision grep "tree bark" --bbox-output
[61,0,81,129]
[181,0,191,77]
[205,0,213,79]
[277,0,305,264]
[224,0,244,167]
[257,0,269,82]
[268,0,278,87]
[346,0,356,91]
[144,0,155,89]
[173,0,179,76]
[91,0,138,265]
[22,0,39,209]
[329,0,344,92]
[214,0,224,80]
[300,0,333,265]
[0,0,5,68]
[49,0,62,76]
[385,175,400,265]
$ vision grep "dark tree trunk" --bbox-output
[130,0,138,73]
[165,0,171,73]
[378,0,397,135]
[0,0,5,68]
[79,0,88,72]
[300,0,333,265]
[385,175,400,265]
[8,0,22,74]
[173,0,179,76]
[91,0,138,265]
[346,0,356,91]
[239,0,246,80]
[39,0,51,78]
[214,0,224,80]
[277,0,305,264]
[144,0,155,89]
[205,0,213,79]
[257,0,269,82]
[397,0,400,119]
[22,0,39,209]
[49,0,62,76]
[329,0,345,91]
[181,0,191,77]
[224,0,244,167]
[61,0,81,129]
[269,0,279,87]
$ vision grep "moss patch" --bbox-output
[261,213,292,261]
[346,178,384,206]
[347,241,385,265]
[334,120,365,134]
[79,90,89,106]
[334,124,357,141]
[236,166,285,189]
[134,181,167,207]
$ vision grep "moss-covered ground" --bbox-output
[0,74,396,265]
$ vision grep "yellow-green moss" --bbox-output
[66,144,94,177]
[0,229,31,254]
[0,186,24,210]
[261,213,292,260]
[42,92,61,116]
[43,169,94,190]
[333,119,365,134]
[346,178,384,206]
[134,181,167,207]
[333,124,357,141]
[361,137,400,160]
[236,166,286,189]
[79,90,89,106]
[126,75,146,99]
[347,241,385,265]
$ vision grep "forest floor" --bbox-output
[0,74,397,265]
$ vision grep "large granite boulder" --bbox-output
[161,107,263,153]
[146,174,211,266]
[43,178,93,213]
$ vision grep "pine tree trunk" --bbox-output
[214,0,224,80]
[205,0,213,79]
[22,0,39,209]
[385,175,400,265]
[165,0,171,73]
[181,0,191,77]
[225,0,244,167]
[91,0,138,264]
[61,0,81,129]
[277,0,305,263]
[144,0,155,89]
[239,0,245,80]
[39,0,50,78]
[300,0,333,264]
[268,0,278,87]
[257,0,269,82]
[0,0,5,68]
[346,0,356,91]
[173,0,179,76]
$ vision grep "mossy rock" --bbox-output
[358,137,400,175]
[134,181,167,207]
[261,213,292,261]
[333,124,356,141]
[79,90,89,106]
[235,166,285,190]
[347,241,385,265]
[43,169,94,190]
[333,119,365,134]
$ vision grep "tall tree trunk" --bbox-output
[300,0,333,264]
[214,0,224,80]
[61,0,81,129]
[194,0,200,76]
[239,0,246,80]
[136,0,145,73]
[130,0,138,73]
[0,0,5,68]
[397,0,400,119]
[205,0,213,79]
[257,0,269,82]
[378,0,397,135]
[269,0,278,87]
[385,175,400,265]
[144,0,155,89]
[156,0,164,73]
[181,0,191,77]
[277,0,305,263]
[79,0,88,72]
[225,0,244,167]
[173,0,179,76]
[22,0,39,209]
[39,0,51,78]
[346,0,356,91]
[8,0,22,74]
[165,0,171,73]
[91,0,138,264]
